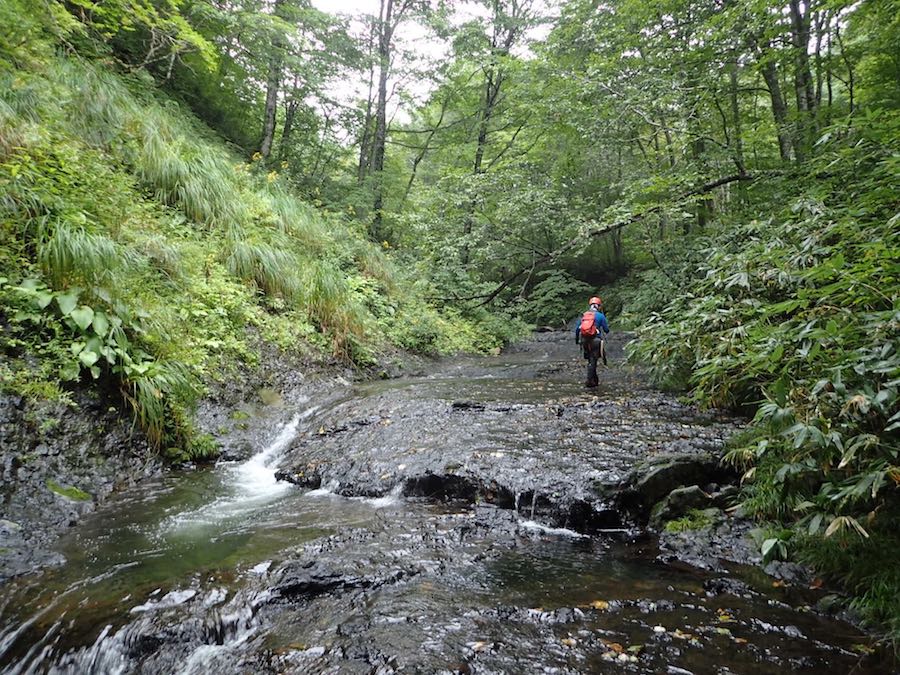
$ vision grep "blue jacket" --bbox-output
[575,310,609,341]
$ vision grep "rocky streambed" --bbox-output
[0,333,888,673]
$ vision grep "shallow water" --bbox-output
[0,334,884,673]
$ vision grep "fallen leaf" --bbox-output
[734,637,748,645]
[589,600,610,610]
[561,638,577,647]
[772,580,786,588]
[809,578,824,589]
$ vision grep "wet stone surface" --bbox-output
[276,332,741,530]
[0,332,888,673]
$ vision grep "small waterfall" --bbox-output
[306,479,340,497]
[529,491,538,519]
[518,520,587,539]
[167,408,315,531]
[364,484,404,509]
[231,412,303,499]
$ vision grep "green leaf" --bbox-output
[70,341,85,355]
[56,291,80,315]
[808,513,823,535]
[35,290,54,309]
[78,350,100,368]
[92,311,110,337]
[70,306,94,331]
[60,362,80,381]
[761,538,779,560]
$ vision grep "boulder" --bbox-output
[649,485,711,529]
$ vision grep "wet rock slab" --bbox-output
[0,391,162,581]
[50,505,883,674]
[277,332,742,533]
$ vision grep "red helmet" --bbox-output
[589,296,602,307]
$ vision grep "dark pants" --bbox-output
[583,337,601,387]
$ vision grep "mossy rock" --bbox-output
[46,479,91,501]
[664,508,722,533]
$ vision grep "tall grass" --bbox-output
[122,360,198,448]
[55,60,130,147]
[137,234,184,282]
[268,189,330,252]
[136,122,248,233]
[225,239,301,302]
[36,220,136,288]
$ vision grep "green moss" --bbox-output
[664,509,715,533]
[46,479,91,501]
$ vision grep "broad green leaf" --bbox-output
[70,306,94,331]
[92,311,110,337]
[808,513,823,535]
[35,291,54,309]
[85,335,103,354]
[56,291,80,315]
[78,350,100,368]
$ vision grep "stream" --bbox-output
[0,333,882,674]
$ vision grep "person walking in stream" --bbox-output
[575,296,610,388]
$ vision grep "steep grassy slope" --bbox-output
[0,27,522,458]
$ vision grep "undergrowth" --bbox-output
[622,117,900,650]
[0,8,520,460]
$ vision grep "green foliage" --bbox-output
[624,116,900,647]
[0,19,512,462]
[798,514,900,650]
[663,509,715,533]
[521,270,594,327]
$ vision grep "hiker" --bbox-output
[575,295,610,388]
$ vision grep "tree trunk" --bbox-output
[402,94,450,204]
[357,15,377,184]
[371,0,393,241]
[728,58,747,202]
[760,59,793,163]
[279,98,298,161]
[789,0,816,159]
[260,0,286,161]
[834,21,855,114]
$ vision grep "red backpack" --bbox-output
[580,311,598,338]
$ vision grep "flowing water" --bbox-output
[0,334,885,674]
